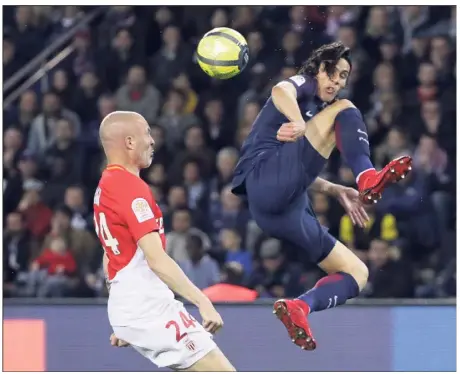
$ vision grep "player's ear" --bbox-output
[125,136,135,150]
[318,62,326,74]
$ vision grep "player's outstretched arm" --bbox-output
[311,177,369,228]
[138,232,224,333]
[309,177,337,195]
[272,82,304,123]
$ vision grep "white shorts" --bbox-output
[112,300,217,370]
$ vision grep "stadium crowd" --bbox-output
[3,5,456,300]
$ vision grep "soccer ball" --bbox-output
[196,27,249,79]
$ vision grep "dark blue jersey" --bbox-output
[232,75,326,195]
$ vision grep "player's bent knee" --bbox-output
[350,260,368,291]
[318,241,368,290]
[334,99,356,111]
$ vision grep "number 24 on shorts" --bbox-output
[166,311,197,342]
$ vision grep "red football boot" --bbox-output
[273,299,316,351]
[358,155,412,204]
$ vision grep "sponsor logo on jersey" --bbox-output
[131,198,154,223]
[290,75,306,86]
[94,187,101,206]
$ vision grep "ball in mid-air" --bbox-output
[196,27,249,79]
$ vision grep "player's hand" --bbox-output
[198,301,224,334]
[110,333,129,348]
[277,121,306,142]
[333,186,370,228]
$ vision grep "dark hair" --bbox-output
[298,41,352,78]
[54,205,73,219]
[187,233,203,249]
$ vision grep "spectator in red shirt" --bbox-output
[32,236,77,276]
[27,236,77,297]
[17,188,53,241]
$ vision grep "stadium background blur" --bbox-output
[3,5,456,300]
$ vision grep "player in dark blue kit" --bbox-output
[231,42,412,350]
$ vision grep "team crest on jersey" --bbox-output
[185,340,196,352]
[131,198,154,223]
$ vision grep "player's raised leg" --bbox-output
[180,347,235,372]
[286,98,412,204]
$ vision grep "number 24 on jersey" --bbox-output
[94,212,120,255]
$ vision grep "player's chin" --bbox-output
[142,155,153,168]
[324,92,338,102]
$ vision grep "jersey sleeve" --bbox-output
[285,75,317,100]
[116,180,159,243]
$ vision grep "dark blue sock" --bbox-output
[334,108,375,178]
[298,272,360,313]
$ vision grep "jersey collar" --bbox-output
[105,164,127,172]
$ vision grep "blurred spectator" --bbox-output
[247,238,304,298]
[172,73,198,114]
[374,127,413,168]
[68,28,96,80]
[3,127,24,178]
[231,6,257,37]
[64,185,91,231]
[99,27,145,92]
[27,236,77,297]
[83,94,117,147]
[326,6,357,39]
[3,211,33,297]
[179,233,220,290]
[73,70,103,126]
[170,125,215,183]
[209,147,239,199]
[202,98,235,152]
[4,150,42,218]
[9,6,44,63]
[115,65,161,125]
[158,88,200,150]
[339,203,399,255]
[27,91,81,156]
[363,239,414,298]
[51,69,74,109]
[17,187,53,241]
[209,185,250,245]
[42,117,85,188]
[181,159,209,211]
[42,205,98,270]
[166,207,211,263]
[219,228,252,276]
[149,125,172,167]
[151,25,192,94]
[5,90,39,137]
[4,37,23,83]
[163,186,188,231]
[378,170,441,261]
[50,6,83,38]
[98,6,145,51]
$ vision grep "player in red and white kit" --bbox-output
[93,111,235,371]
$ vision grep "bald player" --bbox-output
[94,111,235,371]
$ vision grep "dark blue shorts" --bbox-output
[245,139,336,264]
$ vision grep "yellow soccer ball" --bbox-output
[196,27,249,79]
